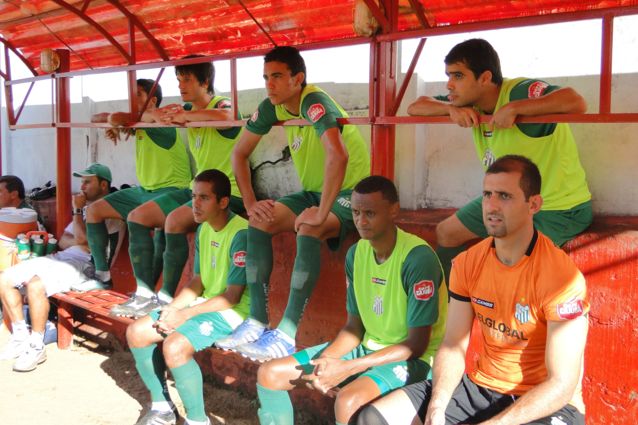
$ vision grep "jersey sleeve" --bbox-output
[193,224,202,275]
[301,91,345,137]
[543,269,590,322]
[143,127,178,149]
[226,229,247,286]
[449,251,471,302]
[402,245,442,327]
[433,94,450,102]
[245,98,278,135]
[345,243,359,316]
[510,79,561,137]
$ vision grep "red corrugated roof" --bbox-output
[0,0,636,74]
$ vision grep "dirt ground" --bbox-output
[0,324,325,425]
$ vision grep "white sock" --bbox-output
[12,321,29,339]
[135,286,154,299]
[156,291,173,304]
[30,331,45,348]
[150,401,174,413]
[96,270,111,282]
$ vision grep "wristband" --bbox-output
[73,208,83,215]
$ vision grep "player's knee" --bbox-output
[334,386,369,422]
[248,216,276,234]
[257,360,284,388]
[126,319,147,347]
[26,277,45,297]
[165,207,194,233]
[162,334,191,366]
[0,273,12,293]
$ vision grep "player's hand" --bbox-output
[424,406,446,425]
[157,104,187,124]
[105,128,120,144]
[294,207,326,232]
[449,106,480,128]
[247,199,276,223]
[155,307,187,332]
[301,357,350,394]
[72,193,87,210]
[489,103,518,130]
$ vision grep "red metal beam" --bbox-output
[55,49,72,239]
[3,45,16,126]
[237,0,277,47]
[136,68,165,122]
[362,0,390,32]
[600,14,613,114]
[391,37,425,116]
[50,0,131,63]
[13,81,35,123]
[230,58,238,120]
[407,0,431,29]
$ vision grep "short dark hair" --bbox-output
[175,55,215,94]
[486,155,541,200]
[353,175,399,204]
[264,46,307,88]
[0,175,25,199]
[445,38,503,85]
[193,169,231,205]
[136,78,163,107]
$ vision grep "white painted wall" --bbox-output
[1,74,636,214]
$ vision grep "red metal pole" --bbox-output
[55,49,71,238]
[600,14,613,114]
[230,58,238,119]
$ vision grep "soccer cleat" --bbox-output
[0,335,29,361]
[109,294,158,318]
[13,343,46,372]
[236,329,296,362]
[214,318,266,351]
[134,408,177,425]
[132,296,167,319]
[70,278,112,292]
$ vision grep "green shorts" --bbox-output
[149,307,243,352]
[182,195,246,215]
[456,197,593,247]
[104,186,186,219]
[293,342,431,395]
[277,190,354,251]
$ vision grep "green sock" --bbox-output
[128,222,155,293]
[435,244,467,286]
[87,222,109,271]
[170,359,205,422]
[257,383,293,425]
[160,233,189,298]
[152,230,166,286]
[130,345,170,402]
[246,227,273,324]
[277,235,321,339]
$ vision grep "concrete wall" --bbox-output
[1,74,637,214]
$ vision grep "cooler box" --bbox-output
[0,208,38,271]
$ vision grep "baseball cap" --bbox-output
[72,163,112,183]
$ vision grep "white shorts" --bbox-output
[4,256,89,296]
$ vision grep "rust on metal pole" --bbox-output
[55,49,71,238]
[600,14,613,114]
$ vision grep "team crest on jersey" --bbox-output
[557,299,584,320]
[233,251,247,267]
[414,280,434,301]
[482,149,496,168]
[307,103,326,122]
[371,277,386,286]
[373,295,384,316]
[217,99,231,108]
[292,135,303,151]
[251,110,259,122]
[199,321,214,336]
[483,130,493,137]
[528,81,549,98]
[337,197,351,209]
[515,302,530,324]
[392,365,408,382]
[211,255,216,269]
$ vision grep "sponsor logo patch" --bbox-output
[371,277,387,286]
[528,81,549,98]
[210,241,220,248]
[307,103,326,122]
[557,299,584,320]
[414,280,434,301]
[250,110,259,122]
[471,297,494,309]
[483,130,493,137]
[233,251,247,267]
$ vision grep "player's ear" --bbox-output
[528,194,543,214]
